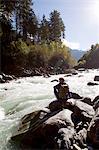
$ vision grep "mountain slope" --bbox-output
[75,44,99,69]
[70,49,85,60]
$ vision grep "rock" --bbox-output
[77,68,86,71]
[64,74,72,77]
[93,95,99,104]
[0,74,5,83]
[34,69,42,76]
[93,96,99,110]
[74,128,87,148]
[2,73,13,81]
[21,69,43,77]
[73,144,82,150]
[10,97,96,149]
[58,127,75,149]
[42,109,75,149]
[94,76,99,81]
[70,92,83,99]
[64,69,76,74]
[93,101,99,111]
[49,100,62,112]
[78,75,83,77]
[75,101,95,122]
[82,97,92,106]
[67,99,95,122]
[44,109,74,128]
[64,69,78,77]
[0,78,5,83]
[72,72,78,75]
[51,79,58,82]
[49,100,74,112]
[11,109,75,149]
[12,108,50,137]
[0,73,14,83]
[87,108,99,148]
[75,121,89,132]
[87,82,98,86]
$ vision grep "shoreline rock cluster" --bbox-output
[0,68,84,82]
[11,93,99,150]
[0,73,16,83]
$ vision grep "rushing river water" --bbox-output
[0,69,99,150]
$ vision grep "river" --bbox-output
[0,69,99,150]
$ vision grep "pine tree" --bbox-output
[40,15,50,43]
[1,0,16,18]
[49,10,65,42]
[26,11,38,43]
[14,0,38,41]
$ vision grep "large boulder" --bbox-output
[49,100,62,112]
[93,95,99,110]
[67,99,95,122]
[87,108,99,148]
[48,98,94,122]
[81,97,92,106]
[49,100,73,112]
[11,109,75,149]
[42,109,75,149]
[10,98,95,150]
[12,108,50,138]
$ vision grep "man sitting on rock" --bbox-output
[54,77,71,100]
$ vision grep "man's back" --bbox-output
[58,83,69,99]
[54,81,69,100]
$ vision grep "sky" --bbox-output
[33,0,99,50]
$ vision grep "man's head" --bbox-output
[59,77,65,84]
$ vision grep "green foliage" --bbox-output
[47,42,76,73]
[28,45,46,68]
[76,44,99,69]
[13,39,30,55]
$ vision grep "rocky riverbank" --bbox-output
[11,92,99,150]
[0,73,16,83]
[0,68,85,83]
[0,67,83,83]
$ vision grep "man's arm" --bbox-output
[54,85,59,99]
[67,85,72,98]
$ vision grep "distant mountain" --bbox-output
[70,49,86,60]
[75,44,99,69]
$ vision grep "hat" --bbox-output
[59,77,64,81]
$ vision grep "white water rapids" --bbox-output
[0,69,99,150]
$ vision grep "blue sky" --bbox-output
[33,0,99,50]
